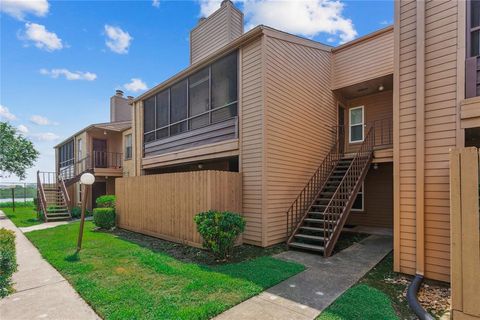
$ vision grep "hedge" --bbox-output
[93,207,116,230]
[0,228,17,297]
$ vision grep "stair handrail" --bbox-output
[36,170,48,218]
[322,126,375,256]
[58,174,70,205]
[286,133,343,241]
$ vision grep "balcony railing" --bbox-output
[333,117,393,153]
[59,151,123,180]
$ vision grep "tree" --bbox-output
[0,122,39,180]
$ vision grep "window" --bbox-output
[467,0,480,97]
[351,183,364,212]
[77,139,83,160]
[349,106,364,143]
[59,140,74,168]
[125,134,132,160]
[143,51,238,143]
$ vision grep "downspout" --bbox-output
[407,2,434,319]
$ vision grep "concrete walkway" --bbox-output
[0,211,100,320]
[215,235,392,320]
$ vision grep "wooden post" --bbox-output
[11,187,15,212]
[76,184,90,252]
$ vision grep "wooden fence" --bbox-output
[115,170,242,247]
[450,148,480,320]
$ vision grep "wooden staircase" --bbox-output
[37,171,71,221]
[286,127,375,256]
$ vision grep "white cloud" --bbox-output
[198,0,357,43]
[380,20,392,26]
[0,105,17,121]
[104,25,132,54]
[39,68,97,81]
[152,0,160,8]
[29,132,60,141]
[0,0,49,20]
[123,78,147,92]
[17,124,29,134]
[21,22,63,51]
[199,0,222,16]
[29,115,58,126]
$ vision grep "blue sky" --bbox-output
[0,0,393,182]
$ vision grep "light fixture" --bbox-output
[373,163,379,170]
[80,172,95,185]
[104,130,107,135]
[198,164,204,169]
[378,85,384,92]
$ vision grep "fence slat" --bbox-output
[450,149,463,311]
[115,170,242,247]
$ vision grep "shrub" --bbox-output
[194,210,246,261]
[96,195,116,208]
[0,228,17,298]
[93,207,116,230]
[71,206,81,219]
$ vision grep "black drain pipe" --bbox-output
[407,274,434,320]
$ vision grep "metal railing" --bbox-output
[286,132,343,241]
[322,126,375,256]
[59,151,123,181]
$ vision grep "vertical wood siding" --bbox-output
[116,170,242,247]
[190,3,243,64]
[396,0,458,282]
[332,28,394,90]
[263,35,336,246]
[240,37,264,246]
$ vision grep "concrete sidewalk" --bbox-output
[215,235,392,320]
[0,211,100,320]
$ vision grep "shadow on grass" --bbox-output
[65,251,80,262]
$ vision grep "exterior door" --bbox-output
[93,139,107,168]
[91,181,107,208]
[338,105,345,153]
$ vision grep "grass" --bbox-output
[318,253,415,320]
[1,206,42,227]
[26,221,304,320]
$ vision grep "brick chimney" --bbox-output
[110,90,132,122]
[190,0,243,64]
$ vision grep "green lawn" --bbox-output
[1,206,42,227]
[26,222,304,320]
[317,253,414,320]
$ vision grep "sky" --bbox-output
[0,0,393,183]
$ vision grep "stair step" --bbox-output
[294,234,326,242]
[289,242,325,252]
[304,218,326,224]
[300,226,332,232]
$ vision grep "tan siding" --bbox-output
[344,90,393,153]
[240,37,264,246]
[397,0,417,277]
[263,35,336,246]
[332,28,394,89]
[396,0,459,282]
[347,163,393,228]
[122,128,134,177]
[190,2,243,64]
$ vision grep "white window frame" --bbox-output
[351,182,364,212]
[77,138,83,160]
[349,106,364,143]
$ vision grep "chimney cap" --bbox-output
[221,0,231,6]
[127,95,134,100]
[115,89,124,97]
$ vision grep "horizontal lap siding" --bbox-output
[240,37,264,246]
[423,0,457,282]
[398,0,417,277]
[264,36,336,246]
[348,163,393,228]
[332,29,394,89]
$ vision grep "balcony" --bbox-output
[59,151,123,181]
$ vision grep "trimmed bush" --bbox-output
[96,195,116,208]
[0,228,17,298]
[93,208,116,230]
[194,210,246,261]
[71,206,81,219]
